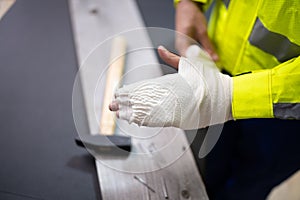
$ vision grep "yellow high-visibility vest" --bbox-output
[175,0,300,120]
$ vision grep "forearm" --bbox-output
[232,56,300,120]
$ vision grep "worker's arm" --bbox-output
[110,46,299,129]
[232,56,300,119]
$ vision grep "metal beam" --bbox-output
[69,0,208,199]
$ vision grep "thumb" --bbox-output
[158,46,180,69]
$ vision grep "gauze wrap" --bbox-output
[115,45,232,130]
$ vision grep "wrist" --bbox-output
[221,74,233,121]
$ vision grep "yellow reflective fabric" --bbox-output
[272,57,300,103]
[207,0,300,119]
[209,0,262,74]
[232,70,273,119]
[208,0,300,73]
[233,56,300,119]
[239,42,279,72]
[258,1,300,45]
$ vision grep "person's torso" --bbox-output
[208,0,300,75]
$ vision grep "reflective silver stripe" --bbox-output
[223,0,230,8]
[249,18,300,62]
[273,103,300,119]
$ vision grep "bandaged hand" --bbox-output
[109,45,233,130]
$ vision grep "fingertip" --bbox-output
[158,45,180,69]
[109,101,119,111]
[211,53,219,61]
[158,45,168,57]
[158,45,167,51]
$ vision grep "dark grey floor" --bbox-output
[0,0,99,199]
[0,0,176,199]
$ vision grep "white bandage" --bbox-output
[115,45,232,129]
